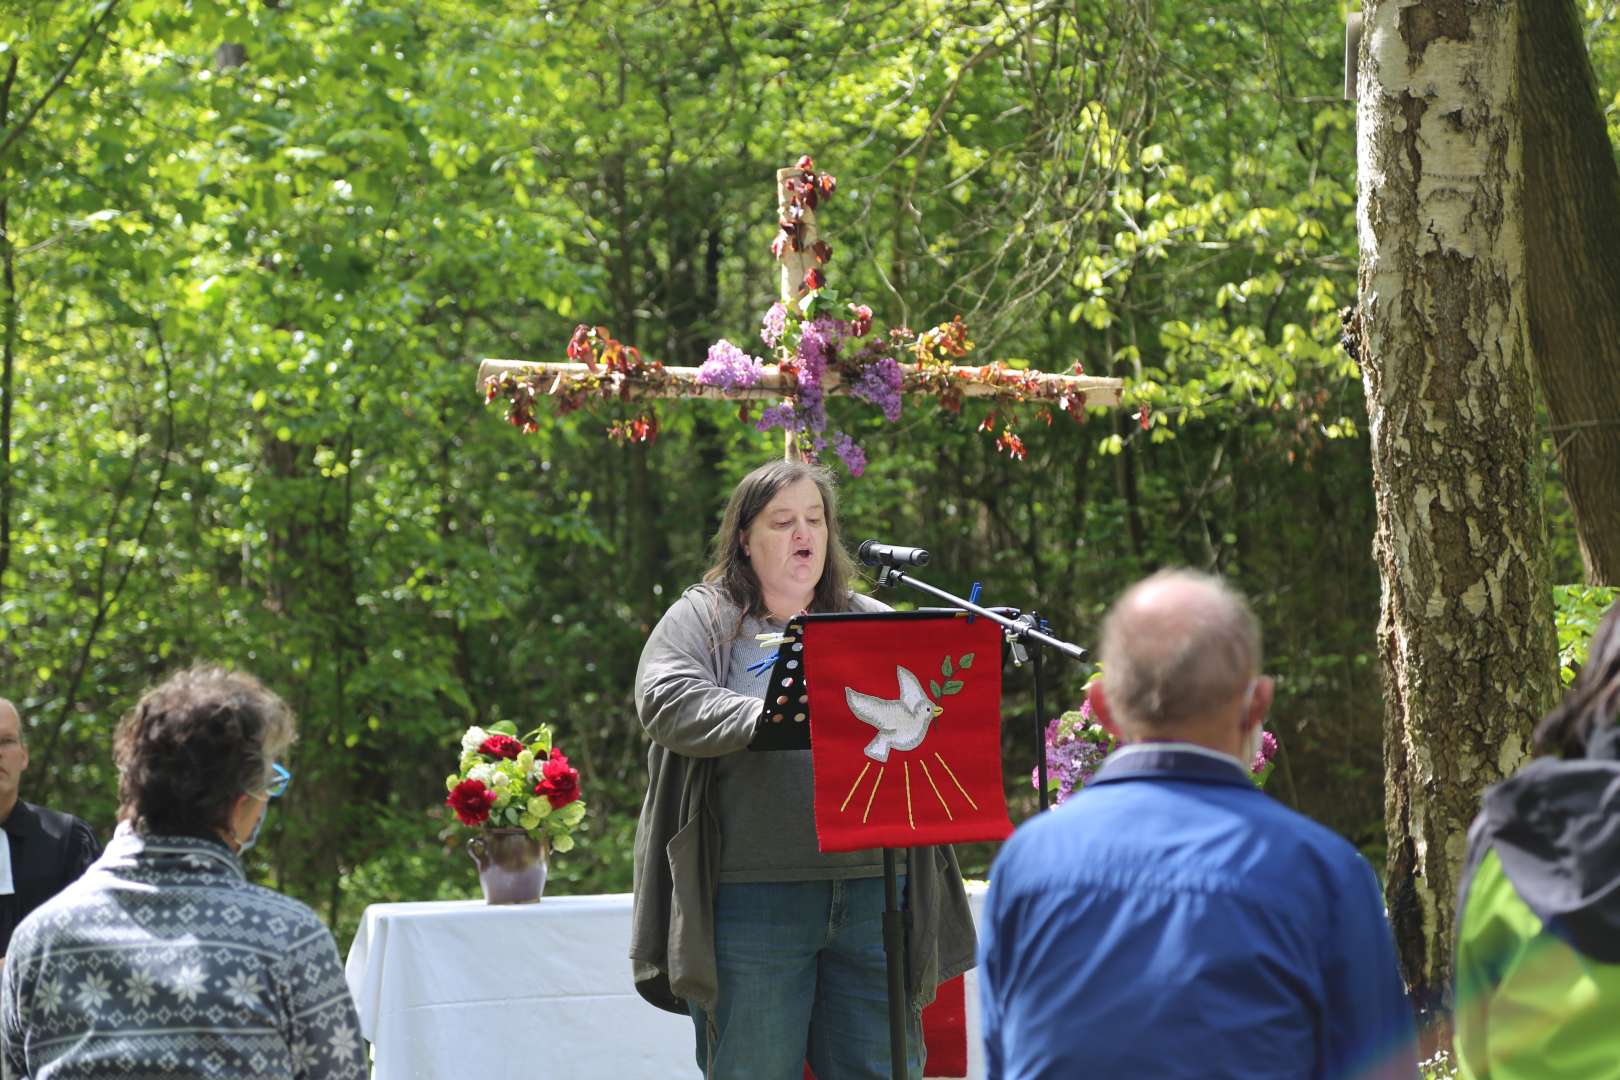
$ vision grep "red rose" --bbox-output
[479,734,524,760]
[447,779,498,826]
[533,748,581,809]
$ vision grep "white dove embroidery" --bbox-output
[846,666,944,763]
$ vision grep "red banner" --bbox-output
[803,613,1012,852]
[803,975,967,1079]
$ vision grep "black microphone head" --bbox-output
[858,539,881,566]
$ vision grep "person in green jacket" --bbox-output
[1454,599,1620,1079]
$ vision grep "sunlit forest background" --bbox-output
[2,0,1617,950]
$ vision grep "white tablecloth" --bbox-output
[345,888,988,1080]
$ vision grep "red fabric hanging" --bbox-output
[803,614,1012,852]
[801,974,968,1079]
[920,973,968,1075]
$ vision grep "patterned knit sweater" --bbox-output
[1,824,365,1080]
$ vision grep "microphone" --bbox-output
[858,539,930,567]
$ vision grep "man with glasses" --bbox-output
[0,666,365,1079]
[978,570,1419,1080]
[0,697,100,965]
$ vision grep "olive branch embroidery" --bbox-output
[928,651,975,701]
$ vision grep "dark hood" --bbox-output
[1471,723,1620,963]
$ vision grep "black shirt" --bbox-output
[0,801,100,955]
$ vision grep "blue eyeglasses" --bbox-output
[264,762,292,799]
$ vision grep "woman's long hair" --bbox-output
[1533,601,1620,758]
[702,459,856,630]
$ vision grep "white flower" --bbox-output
[460,727,489,755]
[124,969,158,1008]
[74,972,113,1011]
[467,763,497,787]
[169,963,207,1004]
[224,970,261,1009]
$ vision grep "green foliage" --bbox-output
[1554,585,1619,685]
[0,0,1616,938]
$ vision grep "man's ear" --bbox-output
[1088,681,1124,742]
[1247,675,1275,731]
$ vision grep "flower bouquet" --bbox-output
[446,721,585,849]
[1034,698,1279,806]
[446,722,585,903]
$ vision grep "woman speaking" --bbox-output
[630,459,975,1080]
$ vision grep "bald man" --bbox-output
[978,570,1417,1080]
[0,699,99,960]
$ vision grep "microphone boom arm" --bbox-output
[873,565,1088,663]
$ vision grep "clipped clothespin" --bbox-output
[749,629,792,676]
[966,581,983,624]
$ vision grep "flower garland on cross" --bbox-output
[478,157,1127,474]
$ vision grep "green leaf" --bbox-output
[929,679,943,699]
[958,653,975,669]
[941,656,953,677]
[488,720,519,736]
[943,679,964,695]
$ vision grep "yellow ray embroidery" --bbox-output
[934,752,979,812]
[862,766,885,824]
[904,762,915,829]
[840,761,873,814]
[919,759,953,821]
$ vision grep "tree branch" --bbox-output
[0,0,122,169]
[41,316,175,768]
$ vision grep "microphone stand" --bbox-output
[871,561,1089,812]
[864,560,1090,1079]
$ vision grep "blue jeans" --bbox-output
[690,876,923,1080]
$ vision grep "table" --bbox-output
[345,889,988,1080]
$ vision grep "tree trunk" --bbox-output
[0,57,17,604]
[1355,0,1559,1013]
[1520,0,1620,585]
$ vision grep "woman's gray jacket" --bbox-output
[628,583,978,1015]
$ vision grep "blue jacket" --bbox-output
[979,744,1417,1080]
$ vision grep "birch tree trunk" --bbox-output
[1520,0,1620,585]
[1355,0,1559,1010]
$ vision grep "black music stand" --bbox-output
[748,609,971,1080]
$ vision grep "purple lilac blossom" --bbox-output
[794,317,842,433]
[1033,700,1115,805]
[831,432,867,477]
[760,303,788,349]
[697,339,765,389]
[754,401,797,433]
[851,356,903,422]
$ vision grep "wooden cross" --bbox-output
[478,160,1124,456]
